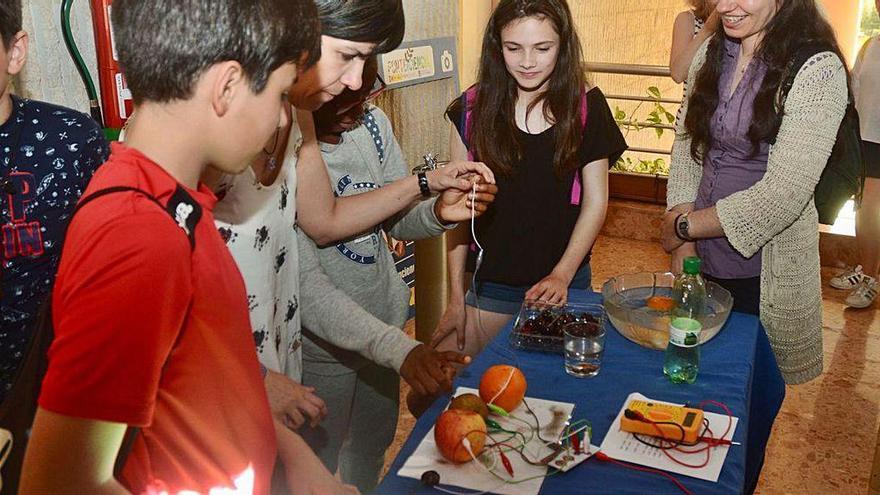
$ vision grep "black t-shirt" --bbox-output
[447,87,626,287]
[0,95,108,399]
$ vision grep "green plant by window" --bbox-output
[611,86,674,176]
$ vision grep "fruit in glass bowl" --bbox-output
[602,272,733,350]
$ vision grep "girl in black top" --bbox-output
[431,0,626,357]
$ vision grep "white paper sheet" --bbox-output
[397,387,576,495]
[598,392,739,482]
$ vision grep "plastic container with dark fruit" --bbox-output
[511,301,606,353]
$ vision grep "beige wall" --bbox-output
[459,0,494,88]
[819,0,862,64]
[14,0,98,112]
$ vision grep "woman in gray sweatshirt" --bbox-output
[297,58,497,492]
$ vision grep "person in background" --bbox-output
[0,0,108,405]
[670,0,719,84]
[829,3,880,309]
[432,0,625,361]
[664,0,848,385]
[297,56,496,493]
[19,0,358,493]
[212,0,494,442]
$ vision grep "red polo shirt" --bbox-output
[40,143,276,494]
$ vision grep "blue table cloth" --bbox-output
[377,290,786,494]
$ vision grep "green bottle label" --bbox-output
[669,317,701,348]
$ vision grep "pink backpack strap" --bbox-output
[570,88,589,205]
[462,86,478,161]
[463,87,479,254]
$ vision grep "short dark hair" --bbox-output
[111,0,321,104]
[315,0,405,54]
[0,0,22,49]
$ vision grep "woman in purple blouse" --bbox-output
[664,0,848,386]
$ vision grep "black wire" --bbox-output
[631,418,710,449]
[632,420,687,450]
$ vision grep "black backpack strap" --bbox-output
[459,91,469,150]
[74,185,201,249]
[72,185,201,476]
[773,43,847,144]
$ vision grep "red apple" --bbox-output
[434,409,487,463]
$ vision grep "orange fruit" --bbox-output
[646,295,675,312]
[479,365,527,412]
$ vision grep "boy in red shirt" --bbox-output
[18,0,339,493]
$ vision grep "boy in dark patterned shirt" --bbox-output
[0,0,108,401]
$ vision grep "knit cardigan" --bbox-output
[668,40,848,384]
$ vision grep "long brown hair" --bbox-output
[684,0,847,163]
[453,0,587,178]
[688,0,715,22]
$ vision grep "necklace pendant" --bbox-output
[267,155,277,172]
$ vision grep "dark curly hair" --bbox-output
[684,0,847,163]
[448,0,587,179]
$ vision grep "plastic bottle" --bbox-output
[663,256,707,384]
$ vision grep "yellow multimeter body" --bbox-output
[619,400,705,445]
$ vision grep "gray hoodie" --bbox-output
[298,105,452,372]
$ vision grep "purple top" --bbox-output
[695,38,769,279]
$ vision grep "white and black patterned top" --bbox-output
[213,121,304,381]
[0,95,108,399]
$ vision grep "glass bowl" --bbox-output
[601,272,733,350]
[510,301,606,353]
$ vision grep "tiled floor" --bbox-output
[381,235,880,494]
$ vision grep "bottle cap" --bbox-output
[683,256,702,275]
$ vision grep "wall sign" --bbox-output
[378,37,457,90]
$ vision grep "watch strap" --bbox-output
[417,172,431,198]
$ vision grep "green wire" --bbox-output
[61,0,99,100]
[61,0,105,128]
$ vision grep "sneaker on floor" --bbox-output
[846,277,878,309]
[831,265,866,290]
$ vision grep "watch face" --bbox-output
[676,215,690,240]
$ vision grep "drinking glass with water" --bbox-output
[563,304,606,378]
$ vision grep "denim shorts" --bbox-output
[464,264,593,315]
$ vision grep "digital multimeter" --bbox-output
[619,400,705,445]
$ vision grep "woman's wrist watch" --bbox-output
[674,212,693,242]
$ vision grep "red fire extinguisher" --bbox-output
[61,0,132,136]
[90,0,132,131]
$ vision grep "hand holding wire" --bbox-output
[434,176,498,224]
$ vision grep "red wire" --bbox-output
[644,418,712,469]
[635,399,735,469]
[594,451,694,495]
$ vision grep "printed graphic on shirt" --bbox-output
[212,162,301,380]
[334,174,381,265]
[1,96,107,398]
